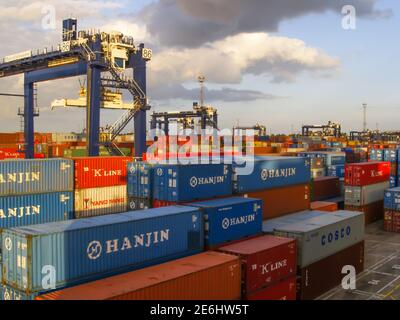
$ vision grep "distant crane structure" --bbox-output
[150,76,218,135]
[302,121,342,138]
[0,18,152,158]
[233,124,267,136]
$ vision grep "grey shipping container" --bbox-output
[262,210,326,234]
[0,159,73,196]
[344,181,389,207]
[274,210,365,268]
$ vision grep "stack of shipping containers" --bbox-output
[344,162,391,225]
[36,252,242,300]
[1,206,205,299]
[0,159,74,230]
[218,235,297,300]
[73,157,130,218]
[127,162,153,210]
[263,210,365,299]
[235,156,311,221]
[151,163,233,207]
[384,187,400,233]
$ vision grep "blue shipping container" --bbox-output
[0,159,73,196]
[370,149,384,161]
[384,187,400,210]
[0,192,74,229]
[127,162,153,199]
[153,163,232,202]
[188,197,262,247]
[390,176,397,188]
[0,285,36,301]
[384,149,398,163]
[1,206,204,294]
[327,165,345,178]
[233,156,311,193]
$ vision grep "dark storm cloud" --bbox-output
[140,0,392,47]
[149,83,280,102]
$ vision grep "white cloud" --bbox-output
[149,32,340,86]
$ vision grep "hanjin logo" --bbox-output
[189,176,225,188]
[190,177,198,188]
[222,218,230,229]
[261,169,269,181]
[87,241,102,260]
[222,214,256,230]
[157,168,163,176]
[129,166,136,174]
[260,168,296,181]
[4,237,12,251]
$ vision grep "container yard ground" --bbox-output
[318,221,400,300]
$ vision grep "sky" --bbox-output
[0,0,399,134]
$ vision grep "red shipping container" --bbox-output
[74,156,131,189]
[345,162,390,186]
[153,200,180,208]
[245,276,296,300]
[218,235,296,294]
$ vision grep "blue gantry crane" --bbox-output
[0,18,152,158]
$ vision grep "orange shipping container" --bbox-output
[241,183,310,220]
[36,252,241,300]
[310,201,338,212]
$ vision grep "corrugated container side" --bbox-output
[35,252,241,300]
[153,163,233,202]
[345,162,391,186]
[74,186,127,218]
[312,177,341,201]
[384,187,400,210]
[241,183,310,220]
[233,156,311,193]
[218,235,296,294]
[0,285,37,300]
[188,197,263,247]
[297,241,364,300]
[127,197,152,211]
[344,200,384,225]
[327,165,345,178]
[245,276,297,300]
[0,159,73,196]
[74,157,131,189]
[127,162,153,199]
[274,211,365,268]
[310,201,338,212]
[1,206,204,294]
[0,192,74,229]
[344,181,389,207]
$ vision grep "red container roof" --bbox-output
[218,235,295,255]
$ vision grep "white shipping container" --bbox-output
[345,181,389,206]
[74,185,127,218]
[274,210,365,268]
